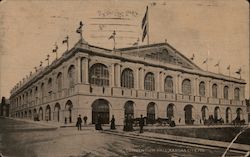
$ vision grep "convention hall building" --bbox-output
[8,39,248,125]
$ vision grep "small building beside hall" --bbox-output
[0,97,10,117]
[8,39,248,125]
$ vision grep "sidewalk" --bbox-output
[102,125,250,153]
[4,117,96,130]
[4,117,250,152]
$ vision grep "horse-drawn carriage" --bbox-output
[232,117,245,126]
[204,115,224,125]
[131,117,175,127]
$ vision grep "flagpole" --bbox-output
[66,36,69,51]
[147,5,149,45]
[137,38,139,57]
[67,40,69,51]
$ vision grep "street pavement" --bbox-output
[0,118,247,157]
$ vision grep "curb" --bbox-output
[103,130,250,153]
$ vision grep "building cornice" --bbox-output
[10,41,246,98]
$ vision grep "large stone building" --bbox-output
[9,39,248,125]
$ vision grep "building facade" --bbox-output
[9,40,248,125]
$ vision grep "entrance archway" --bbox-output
[92,99,110,124]
[167,104,174,120]
[24,111,27,118]
[28,110,32,119]
[65,100,73,123]
[226,107,232,123]
[45,105,51,121]
[201,106,209,121]
[236,108,243,120]
[54,103,61,122]
[33,108,37,119]
[124,101,134,119]
[214,107,221,120]
[184,105,193,125]
[39,107,43,120]
[147,102,156,124]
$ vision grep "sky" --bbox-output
[0,0,249,99]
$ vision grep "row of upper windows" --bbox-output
[12,63,241,104]
[89,64,240,100]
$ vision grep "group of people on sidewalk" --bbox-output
[76,114,145,133]
[123,115,144,133]
[76,115,88,130]
[76,114,116,131]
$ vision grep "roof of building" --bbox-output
[10,38,246,96]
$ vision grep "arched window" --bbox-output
[68,65,75,88]
[89,63,109,86]
[212,84,218,98]
[164,76,173,93]
[236,108,243,120]
[121,68,134,88]
[57,73,62,91]
[182,79,191,95]
[199,81,205,96]
[124,101,134,119]
[214,107,221,120]
[29,89,33,99]
[167,104,174,119]
[144,72,155,91]
[48,78,52,93]
[35,86,38,95]
[234,88,240,100]
[224,86,229,99]
[41,83,45,97]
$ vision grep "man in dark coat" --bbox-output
[95,115,103,130]
[110,115,116,130]
[76,115,82,130]
[123,115,129,131]
[139,114,144,133]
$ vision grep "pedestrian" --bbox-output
[123,115,128,131]
[139,114,144,133]
[83,116,88,126]
[95,115,102,130]
[76,115,82,130]
[128,115,134,131]
[98,115,103,130]
[110,115,116,130]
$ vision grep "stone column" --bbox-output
[207,80,211,97]
[139,68,144,90]
[155,71,160,92]
[159,72,164,92]
[81,57,89,84]
[135,68,140,89]
[115,64,121,87]
[76,57,81,84]
[111,64,115,87]
[177,74,182,94]
[193,78,197,96]
[62,65,67,89]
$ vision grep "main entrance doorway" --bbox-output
[124,101,134,119]
[92,99,110,124]
[184,105,193,125]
